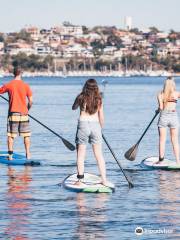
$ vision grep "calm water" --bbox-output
[0,76,180,240]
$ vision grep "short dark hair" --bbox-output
[13,67,21,77]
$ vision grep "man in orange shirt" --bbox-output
[0,67,33,160]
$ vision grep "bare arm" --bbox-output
[72,95,80,110]
[27,96,33,110]
[177,92,180,98]
[0,85,8,94]
[26,85,33,111]
[157,92,163,111]
[98,103,104,128]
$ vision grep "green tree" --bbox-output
[102,26,117,35]
[149,26,160,34]
[172,64,180,72]
[106,35,123,49]
[43,55,54,70]
[130,28,140,34]
[91,40,104,57]
[11,53,50,71]
[82,25,89,34]
[168,31,178,43]
[5,30,32,44]
[121,55,150,70]
[12,52,30,69]
[16,29,32,43]
[1,53,11,69]
[0,33,5,42]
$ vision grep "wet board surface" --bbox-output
[62,173,115,193]
[141,156,180,170]
[0,151,41,166]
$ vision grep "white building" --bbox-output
[35,44,52,55]
[85,33,102,41]
[5,43,36,55]
[125,16,132,31]
[157,47,169,58]
[59,25,83,37]
[103,46,117,55]
[25,26,40,41]
[0,42,4,54]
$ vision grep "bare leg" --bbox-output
[74,144,87,186]
[76,144,86,175]
[158,127,167,163]
[92,144,111,186]
[24,137,31,159]
[170,128,180,164]
[7,136,14,160]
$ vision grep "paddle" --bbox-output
[102,134,134,188]
[101,81,134,188]
[0,95,75,151]
[124,109,160,161]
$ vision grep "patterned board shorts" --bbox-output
[7,112,31,138]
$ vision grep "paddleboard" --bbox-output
[141,156,180,170]
[0,151,40,166]
[62,173,115,193]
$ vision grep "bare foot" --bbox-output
[74,181,86,187]
[155,160,164,165]
[8,155,13,161]
[102,180,114,188]
[26,153,31,160]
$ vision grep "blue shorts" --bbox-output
[157,110,179,129]
[75,120,102,145]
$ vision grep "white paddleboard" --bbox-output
[62,173,115,193]
[141,156,180,170]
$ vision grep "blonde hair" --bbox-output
[162,77,176,106]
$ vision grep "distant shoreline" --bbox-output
[0,70,179,78]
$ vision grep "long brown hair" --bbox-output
[77,79,102,114]
[162,77,176,106]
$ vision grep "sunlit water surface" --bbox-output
[0,76,180,240]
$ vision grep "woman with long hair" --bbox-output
[72,79,112,187]
[157,77,180,165]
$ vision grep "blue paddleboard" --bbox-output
[0,151,40,166]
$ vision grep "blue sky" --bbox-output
[0,0,179,32]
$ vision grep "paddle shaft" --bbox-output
[101,83,134,187]
[28,114,64,140]
[102,134,133,187]
[124,110,160,161]
[0,95,75,151]
[136,110,159,145]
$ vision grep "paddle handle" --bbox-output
[137,110,159,144]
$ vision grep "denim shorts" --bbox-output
[75,120,102,145]
[157,110,179,128]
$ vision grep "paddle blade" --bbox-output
[129,181,134,188]
[124,144,138,161]
[61,137,76,151]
